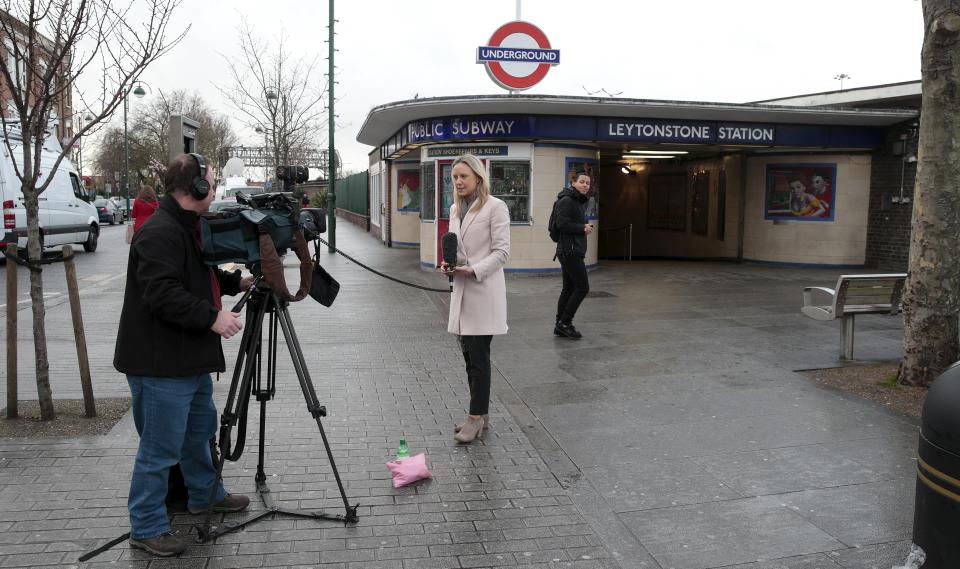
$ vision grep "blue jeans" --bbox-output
[127,374,226,539]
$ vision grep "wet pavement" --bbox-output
[0,219,916,568]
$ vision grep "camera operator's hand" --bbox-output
[240,276,255,291]
[212,310,244,338]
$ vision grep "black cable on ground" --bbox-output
[315,237,450,294]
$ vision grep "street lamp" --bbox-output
[124,81,150,212]
[255,124,269,183]
[80,113,94,177]
[265,88,278,170]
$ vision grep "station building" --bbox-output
[355,81,920,272]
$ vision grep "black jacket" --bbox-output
[114,194,242,377]
[554,187,589,258]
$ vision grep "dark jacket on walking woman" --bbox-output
[114,194,242,377]
[554,187,589,258]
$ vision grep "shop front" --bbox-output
[357,95,915,271]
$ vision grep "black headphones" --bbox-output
[188,153,211,200]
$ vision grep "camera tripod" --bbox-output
[194,275,359,541]
[78,274,358,562]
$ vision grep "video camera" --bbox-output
[199,188,326,267]
[276,165,309,189]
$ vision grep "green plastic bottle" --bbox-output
[396,438,410,459]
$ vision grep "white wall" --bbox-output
[743,155,871,265]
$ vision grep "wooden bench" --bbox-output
[801,273,908,360]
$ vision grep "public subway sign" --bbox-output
[407,116,535,144]
[476,21,560,91]
[599,119,776,144]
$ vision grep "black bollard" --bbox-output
[912,361,960,568]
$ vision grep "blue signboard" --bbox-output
[599,119,777,145]
[407,116,535,144]
[383,114,886,157]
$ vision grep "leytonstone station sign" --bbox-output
[477,21,560,91]
[378,114,887,159]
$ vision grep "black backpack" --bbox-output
[548,195,568,243]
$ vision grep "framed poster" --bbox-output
[564,157,599,219]
[764,164,836,221]
[648,173,687,231]
[397,169,421,212]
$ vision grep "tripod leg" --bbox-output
[196,292,270,541]
[254,306,278,506]
[273,298,358,521]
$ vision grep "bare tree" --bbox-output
[218,18,327,175]
[0,0,186,419]
[90,89,237,185]
[900,0,960,387]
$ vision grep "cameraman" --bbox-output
[114,153,253,557]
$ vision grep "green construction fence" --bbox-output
[335,171,368,216]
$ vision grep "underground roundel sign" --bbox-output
[476,21,560,91]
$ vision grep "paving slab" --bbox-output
[0,221,920,569]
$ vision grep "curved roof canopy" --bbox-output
[357,94,917,146]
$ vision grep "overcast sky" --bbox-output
[89,0,924,176]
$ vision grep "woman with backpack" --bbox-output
[551,171,593,339]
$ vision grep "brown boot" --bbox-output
[129,531,188,557]
[454,415,486,443]
[455,414,489,433]
[188,493,251,515]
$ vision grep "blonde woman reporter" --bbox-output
[440,154,511,444]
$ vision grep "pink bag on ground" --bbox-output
[386,453,432,488]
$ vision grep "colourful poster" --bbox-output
[764,164,836,221]
[397,169,420,212]
[564,157,599,219]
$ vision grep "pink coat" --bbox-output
[447,196,511,336]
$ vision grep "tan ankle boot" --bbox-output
[454,415,486,443]
[454,414,489,433]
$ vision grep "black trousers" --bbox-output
[458,335,492,415]
[557,254,589,323]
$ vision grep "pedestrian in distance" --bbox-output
[553,171,593,339]
[114,153,254,557]
[440,154,511,444]
[131,184,160,232]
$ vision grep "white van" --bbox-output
[0,127,99,254]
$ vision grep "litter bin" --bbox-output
[912,361,960,569]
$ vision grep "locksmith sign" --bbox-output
[476,21,560,91]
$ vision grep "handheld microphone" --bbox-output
[441,232,458,291]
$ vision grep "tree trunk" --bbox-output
[23,190,56,420]
[900,1,960,387]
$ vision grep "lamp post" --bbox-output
[124,81,149,213]
[79,113,93,177]
[255,124,269,183]
[265,87,286,171]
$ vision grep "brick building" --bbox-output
[0,9,74,145]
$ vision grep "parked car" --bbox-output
[110,197,130,221]
[94,198,122,225]
[208,200,246,213]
